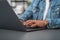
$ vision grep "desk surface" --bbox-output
[0,29,60,40]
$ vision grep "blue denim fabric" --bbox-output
[19,0,60,28]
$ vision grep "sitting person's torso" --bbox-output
[32,0,60,20]
[19,0,60,28]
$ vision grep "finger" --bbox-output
[26,20,32,23]
[25,20,35,24]
[23,22,26,25]
[26,21,33,26]
[25,20,34,26]
[31,24,37,27]
[24,20,31,25]
[23,21,33,26]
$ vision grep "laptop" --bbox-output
[0,0,46,32]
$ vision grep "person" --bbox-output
[19,0,60,29]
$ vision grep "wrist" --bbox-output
[43,20,48,26]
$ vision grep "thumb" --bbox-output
[31,24,37,27]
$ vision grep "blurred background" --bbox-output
[7,0,32,15]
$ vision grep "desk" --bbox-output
[0,29,60,40]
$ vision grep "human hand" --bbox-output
[24,20,48,28]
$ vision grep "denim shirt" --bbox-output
[19,0,60,28]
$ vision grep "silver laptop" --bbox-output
[0,0,46,32]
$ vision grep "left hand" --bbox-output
[24,20,48,28]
